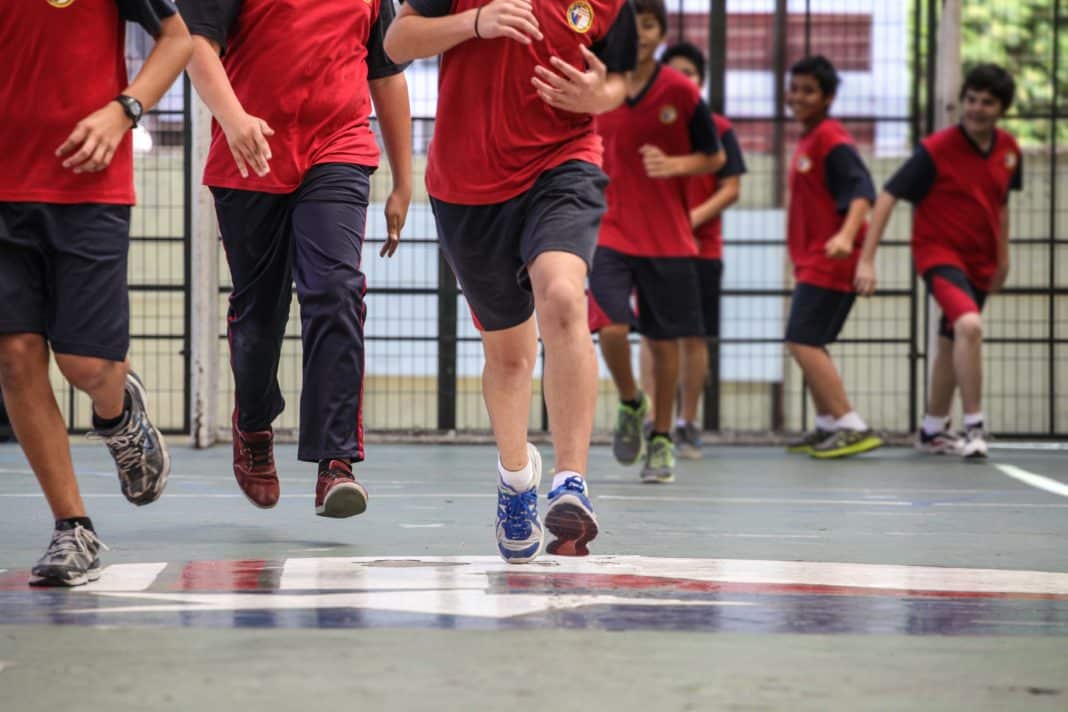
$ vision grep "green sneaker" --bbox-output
[810,429,884,459]
[640,434,676,483]
[786,428,834,454]
[613,393,650,465]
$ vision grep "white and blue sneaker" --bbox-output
[495,443,544,564]
[545,474,599,557]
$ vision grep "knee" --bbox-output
[301,267,365,308]
[55,355,120,393]
[954,313,983,342]
[0,335,47,389]
[485,348,535,377]
[536,279,587,335]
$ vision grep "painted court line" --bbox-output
[996,464,1068,499]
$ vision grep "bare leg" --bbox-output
[646,338,680,434]
[927,335,957,417]
[679,337,708,424]
[480,317,538,471]
[638,336,656,422]
[529,252,598,474]
[787,342,851,419]
[54,354,128,421]
[599,324,638,402]
[953,313,983,415]
[0,334,84,519]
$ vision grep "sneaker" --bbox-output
[674,421,703,460]
[29,524,108,588]
[915,427,963,455]
[545,475,599,557]
[961,425,988,460]
[640,434,676,483]
[232,410,279,508]
[94,371,169,506]
[495,443,543,564]
[786,429,834,454]
[810,429,884,459]
[613,394,650,465]
[315,459,368,518]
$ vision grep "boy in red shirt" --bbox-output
[857,64,1022,460]
[385,0,636,561]
[590,0,724,484]
[0,1,192,586]
[782,55,881,459]
[183,0,413,518]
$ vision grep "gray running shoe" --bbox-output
[613,393,650,465]
[674,421,703,460]
[29,524,108,587]
[915,428,963,455]
[640,434,676,483]
[961,425,988,460]
[810,429,884,459]
[786,429,834,454]
[94,371,170,506]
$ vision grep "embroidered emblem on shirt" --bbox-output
[47,0,76,6]
[797,155,812,173]
[1005,152,1017,170]
[566,1,594,33]
[659,105,678,124]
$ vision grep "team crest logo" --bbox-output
[659,105,678,124]
[1005,152,1018,170]
[47,0,76,6]
[797,155,813,173]
[566,0,594,33]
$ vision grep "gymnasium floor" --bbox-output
[1,441,1067,710]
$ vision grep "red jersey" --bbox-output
[408,0,636,205]
[787,118,875,292]
[598,65,720,258]
[891,126,1022,290]
[184,0,405,193]
[687,114,746,260]
[0,1,149,204]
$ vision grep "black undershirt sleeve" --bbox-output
[1010,154,1023,192]
[178,0,243,55]
[367,0,410,79]
[716,128,746,179]
[687,100,721,155]
[591,1,637,74]
[405,0,452,18]
[884,145,936,204]
[116,0,178,36]
[824,144,876,213]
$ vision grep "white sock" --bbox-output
[815,414,836,431]
[963,412,984,428]
[551,470,586,493]
[676,417,689,429]
[498,456,534,492]
[835,411,868,432]
[922,414,949,436]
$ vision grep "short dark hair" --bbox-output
[661,42,706,84]
[790,55,840,96]
[961,63,1016,110]
[633,0,667,36]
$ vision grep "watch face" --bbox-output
[128,98,143,119]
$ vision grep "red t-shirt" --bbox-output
[184,0,405,193]
[0,0,163,204]
[688,113,746,260]
[597,65,721,258]
[886,126,1022,291]
[787,118,875,292]
[408,0,636,205]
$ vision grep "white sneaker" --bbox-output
[961,426,988,460]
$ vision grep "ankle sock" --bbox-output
[963,412,984,429]
[814,414,836,431]
[56,516,94,532]
[621,394,644,410]
[922,414,950,436]
[835,411,868,432]
[649,430,670,441]
[92,392,131,431]
[551,470,585,492]
[498,455,534,491]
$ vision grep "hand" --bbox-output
[221,112,275,178]
[56,102,133,174]
[475,0,542,44]
[991,262,1009,292]
[532,46,614,115]
[380,185,411,258]
[823,231,855,260]
[854,259,877,296]
[639,144,677,178]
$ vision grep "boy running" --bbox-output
[857,64,1021,460]
[385,0,637,561]
[0,0,191,586]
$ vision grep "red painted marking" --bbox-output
[174,559,273,591]
[0,570,33,590]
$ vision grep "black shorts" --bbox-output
[695,258,723,339]
[923,265,988,340]
[0,202,130,361]
[431,160,608,332]
[784,282,856,347]
[588,246,705,340]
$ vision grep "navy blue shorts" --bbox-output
[0,202,130,361]
[431,160,608,332]
[588,246,705,341]
[784,282,856,347]
[695,258,723,339]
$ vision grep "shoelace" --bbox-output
[244,440,273,470]
[100,420,145,474]
[45,525,109,561]
[649,437,672,467]
[500,488,538,532]
[559,475,585,494]
[619,406,642,439]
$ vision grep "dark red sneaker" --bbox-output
[232,410,279,509]
[315,460,367,518]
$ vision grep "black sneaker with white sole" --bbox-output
[93,371,170,506]
[29,523,108,587]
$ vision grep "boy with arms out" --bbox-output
[856,64,1021,459]
[782,55,881,458]
[182,0,413,516]
[590,0,724,482]
[385,0,636,562]
[0,1,192,586]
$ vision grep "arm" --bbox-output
[853,191,898,296]
[383,0,541,63]
[58,11,192,173]
[690,176,740,230]
[640,147,726,178]
[992,206,1010,291]
[370,73,413,258]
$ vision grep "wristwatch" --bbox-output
[114,94,143,128]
